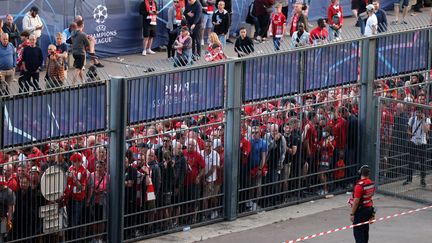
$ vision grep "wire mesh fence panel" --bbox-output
[238,83,361,215]
[376,95,432,204]
[122,115,226,242]
[0,132,110,243]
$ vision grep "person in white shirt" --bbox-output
[200,140,220,219]
[404,107,431,187]
[291,23,310,48]
[364,4,377,37]
[22,6,43,46]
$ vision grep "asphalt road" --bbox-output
[201,196,432,243]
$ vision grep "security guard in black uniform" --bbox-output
[350,165,376,243]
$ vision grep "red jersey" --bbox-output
[64,165,88,201]
[380,107,394,142]
[303,121,318,156]
[353,178,375,208]
[183,150,205,187]
[7,174,19,192]
[271,12,286,38]
[82,149,95,173]
[327,3,343,27]
[334,159,345,180]
[309,27,329,44]
[240,137,251,166]
[333,117,347,149]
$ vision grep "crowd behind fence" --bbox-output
[0,26,431,243]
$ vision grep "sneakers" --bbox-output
[94,62,104,68]
[201,39,205,46]
[147,49,156,55]
[210,211,219,219]
[142,50,147,56]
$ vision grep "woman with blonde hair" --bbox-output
[205,32,226,62]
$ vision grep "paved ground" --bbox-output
[142,194,432,243]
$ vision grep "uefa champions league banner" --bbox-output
[244,52,301,102]
[127,65,225,124]
[1,0,397,58]
[375,30,430,78]
[304,42,360,91]
[2,85,107,147]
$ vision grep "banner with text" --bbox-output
[127,65,225,124]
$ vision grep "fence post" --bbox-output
[108,77,127,243]
[224,61,242,220]
[359,38,379,181]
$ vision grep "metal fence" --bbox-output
[0,25,432,243]
[375,71,432,204]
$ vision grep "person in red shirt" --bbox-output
[4,164,18,192]
[63,153,88,228]
[270,3,286,51]
[350,165,375,243]
[183,138,205,223]
[303,110,318,174]
[309,18,329,45]
[318,126,335,195]
[327,0,343,41]
[289,2,309,36]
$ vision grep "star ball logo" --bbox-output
[90,4,117,44]
[93,5,108,24]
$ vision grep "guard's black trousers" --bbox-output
[353,207,374,243]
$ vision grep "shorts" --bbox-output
[73,54,85,69]
[201,13,213,29]
[0,69,15,83]
[203,181,218,198]
[163,192,173,206]
[394,0,409,7]
[143,20,157,38]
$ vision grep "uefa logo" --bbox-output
[93,4,108,24]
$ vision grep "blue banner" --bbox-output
[2,84,107,147]
[1,0,397,58]
[304,42,359,91]
[375,30,430,78]
[127,65,225,124]
[244,52,300,102]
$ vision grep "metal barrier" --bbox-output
[375,71,432,204]
[0,26,432,242]
[238,83,361,214]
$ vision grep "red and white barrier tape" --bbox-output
[283,205,432,243]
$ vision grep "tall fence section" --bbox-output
[0,26,431,242]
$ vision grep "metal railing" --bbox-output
[0,23,431,243]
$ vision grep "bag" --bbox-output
[146,183,156,201]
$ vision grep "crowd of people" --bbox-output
[0,71,430,242]
[1,1,432,93]
[0,7,104,95]
[0,1,431,242]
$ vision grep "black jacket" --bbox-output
[212,9,231,35]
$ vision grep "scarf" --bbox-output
[177,34,189,54]
[175,6,183,24]
[146,0,157,25]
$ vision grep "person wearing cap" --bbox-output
[364,4,378,36]
[63,153,88,229]
[0,175,15,236]
[22,6,43,47]
[350,165,375,243]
